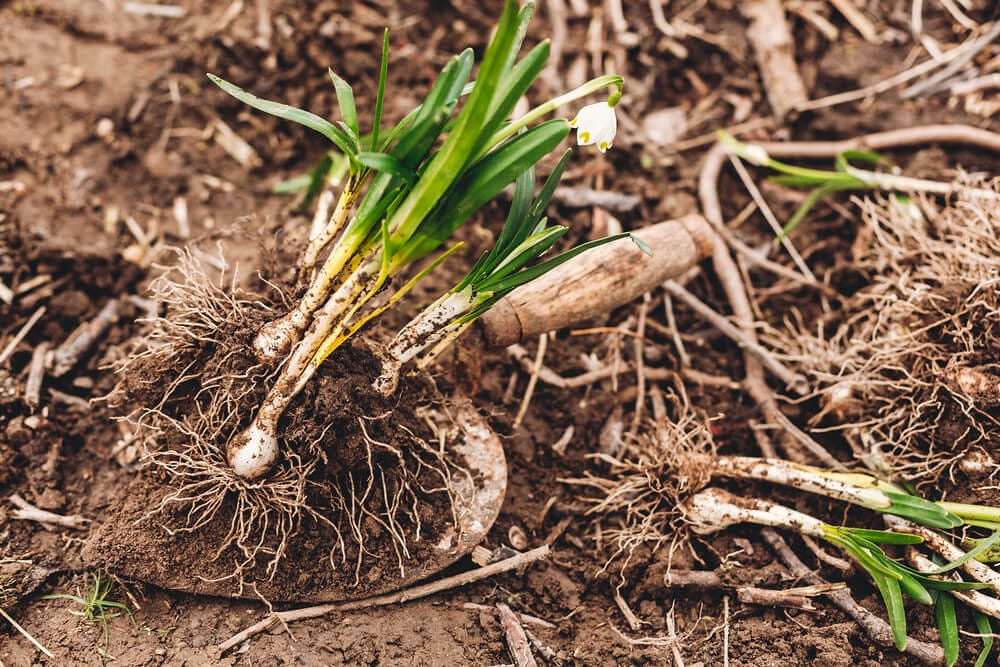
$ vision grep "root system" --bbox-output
[101,249,468,595]
[765,180,1000,485]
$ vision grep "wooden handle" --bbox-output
[478,214,715,348]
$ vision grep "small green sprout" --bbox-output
[717,130,999,240]
[43,572,135,659]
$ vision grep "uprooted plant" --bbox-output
[567,390,1000,664]
[757,180,1000,483]
[116,0,645,584]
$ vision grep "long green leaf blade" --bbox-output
[385,0,522,243]
[934,591,959,667]
[973,612,994,667]
[356,152,417,186]
[207,73,356,156]
[392,119,569,267]
[371,29,390,151]
[871,571,908,651]
[842,528,923,545]
[329,69,359,138]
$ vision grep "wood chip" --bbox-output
[123,2,185,17]
[213,119,262,169]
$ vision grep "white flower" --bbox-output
[570,102,617,153]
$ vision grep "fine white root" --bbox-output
[762,181,1000,482]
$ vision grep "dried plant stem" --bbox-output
[497,603,539,667]
[513,333,547,431]
[0,607,54,659]
[218,545,550,654]
[50,299,120,377]
[740,0,808,120]
[9,494,89,530]
[0,306,45,365]
[662,280,808,394]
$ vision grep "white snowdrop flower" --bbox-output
[570,101,617,153]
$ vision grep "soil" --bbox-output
[2,1,999,666]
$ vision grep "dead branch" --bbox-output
[662,280,808,394]
[9,494,89,530]
[24,342,48,410]
[0,307,45,366]
[218,545,551,654]
[0,607,54,658]
[50,299,120,377]
[740,0,808,120]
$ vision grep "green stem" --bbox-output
[938,502,1000,524]
[480,74,624,158]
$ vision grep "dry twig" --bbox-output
[740,0,808,120]
[497,603,538,667]
[218,545,551,654]
[9,494,89,530]
[0,607,53,659]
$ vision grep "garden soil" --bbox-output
[2,1,999,665]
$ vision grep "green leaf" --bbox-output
[768,174,858,187]
[472,39,550,160]
[384,0,524,244]
[825,533,901,581]
[372,29,390,152]
[207,73,357,158]
[349,50,475,241]
[524,148,571,229]
[934,591,959,667]
[777,181,860,241]
[871,571,908,651]
[919,530,1000,575]
[356,152,417,186]
[456,164,538,292]
[272,173,313,195]
[392,119,570,268]
[973,612,994,667]
[329,68,359,138]
[632,235,654,257]
[484,226,568,284]
[883,491,963,529]
[475,231,637,295]
[963,535,1000,562]
[842,528,923,545]
[834,149,889,173]
[897,570,933,606]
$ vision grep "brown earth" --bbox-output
[2,1,999,666]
